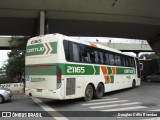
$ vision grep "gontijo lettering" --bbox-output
[124,69,134,74]
[27,47,45,53]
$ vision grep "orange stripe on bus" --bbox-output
[90,43,97,47]
[104,76,110,84]
[112,67,116,75]
[101,66,108,75]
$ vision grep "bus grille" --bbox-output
[66,78,75,96]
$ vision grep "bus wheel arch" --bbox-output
[84,83,95,101]
[94,82,104,99]
[132,79,136,88]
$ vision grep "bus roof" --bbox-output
[29,33,135,58]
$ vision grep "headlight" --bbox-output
[5,90,11,94]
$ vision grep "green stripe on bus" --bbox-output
[64,64,100,75]
[25,63,135,76]
[50,42,57,54]
[116,67,135,74]
[110,75,114,83]
[107,67,112,74]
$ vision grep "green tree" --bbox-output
[5,36,29,83]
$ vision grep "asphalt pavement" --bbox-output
[0,81,160,120]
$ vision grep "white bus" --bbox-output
[25,33,141,101]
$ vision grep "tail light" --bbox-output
[56,66,62,89]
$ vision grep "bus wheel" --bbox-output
[94,83,104,99]
[132,80,136,88]
[146,78,151,82]
[84,84,93,101]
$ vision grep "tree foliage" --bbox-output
[5,36,29,83]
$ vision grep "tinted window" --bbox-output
[63,40,81,62]
[72,43,80,62]
[109,53,115,65]
[81,45,92,63]
[115,54,121,66]
[63,40,135,67]
[63,41,70,61]
[99,52,104,64]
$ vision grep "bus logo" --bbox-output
[124,69,134,74]
[26,42,57,56]
[27,47,45,53]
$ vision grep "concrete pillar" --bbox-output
[39,11,45,35]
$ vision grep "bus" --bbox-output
[25,33,141,101]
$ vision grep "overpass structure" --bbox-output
[93,42,152,53]
[0,36,152,55]
[0,37,10,49]
[89,42,152,57]
[0,0,160,56]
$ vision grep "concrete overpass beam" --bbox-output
[151,40,160,57]
[39,11,45,35]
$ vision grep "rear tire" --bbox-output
[94,83,104,99]
[0,95,4,104]
[146,78,151,82]
[84,84,93,101]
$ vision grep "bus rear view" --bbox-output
[25,33,141,101]
[25,34,63,99]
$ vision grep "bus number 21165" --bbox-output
[67,66,85,74]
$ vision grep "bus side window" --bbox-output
[115,55,118,66]
[99,52,104,64]
[130,58,135,67]
[104,53,109,65]
[90,51,95,63]
[64,40,81,62]
[117,55,121,66]
[63,41,70,61]
[82,52,89,62]
[94,51,99,63]
[122,57,125,66]
[72,43,81,62]
[109,53,115,65]
[132,58,135,67]
[125,58,129,67]
[81,45,92,63]
[115,55,121,66]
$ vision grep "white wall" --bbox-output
[0,83,24,93]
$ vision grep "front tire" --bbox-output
[94,83,104,99]
[84,84,93,101]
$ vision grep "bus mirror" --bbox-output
[139,63,143,70]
